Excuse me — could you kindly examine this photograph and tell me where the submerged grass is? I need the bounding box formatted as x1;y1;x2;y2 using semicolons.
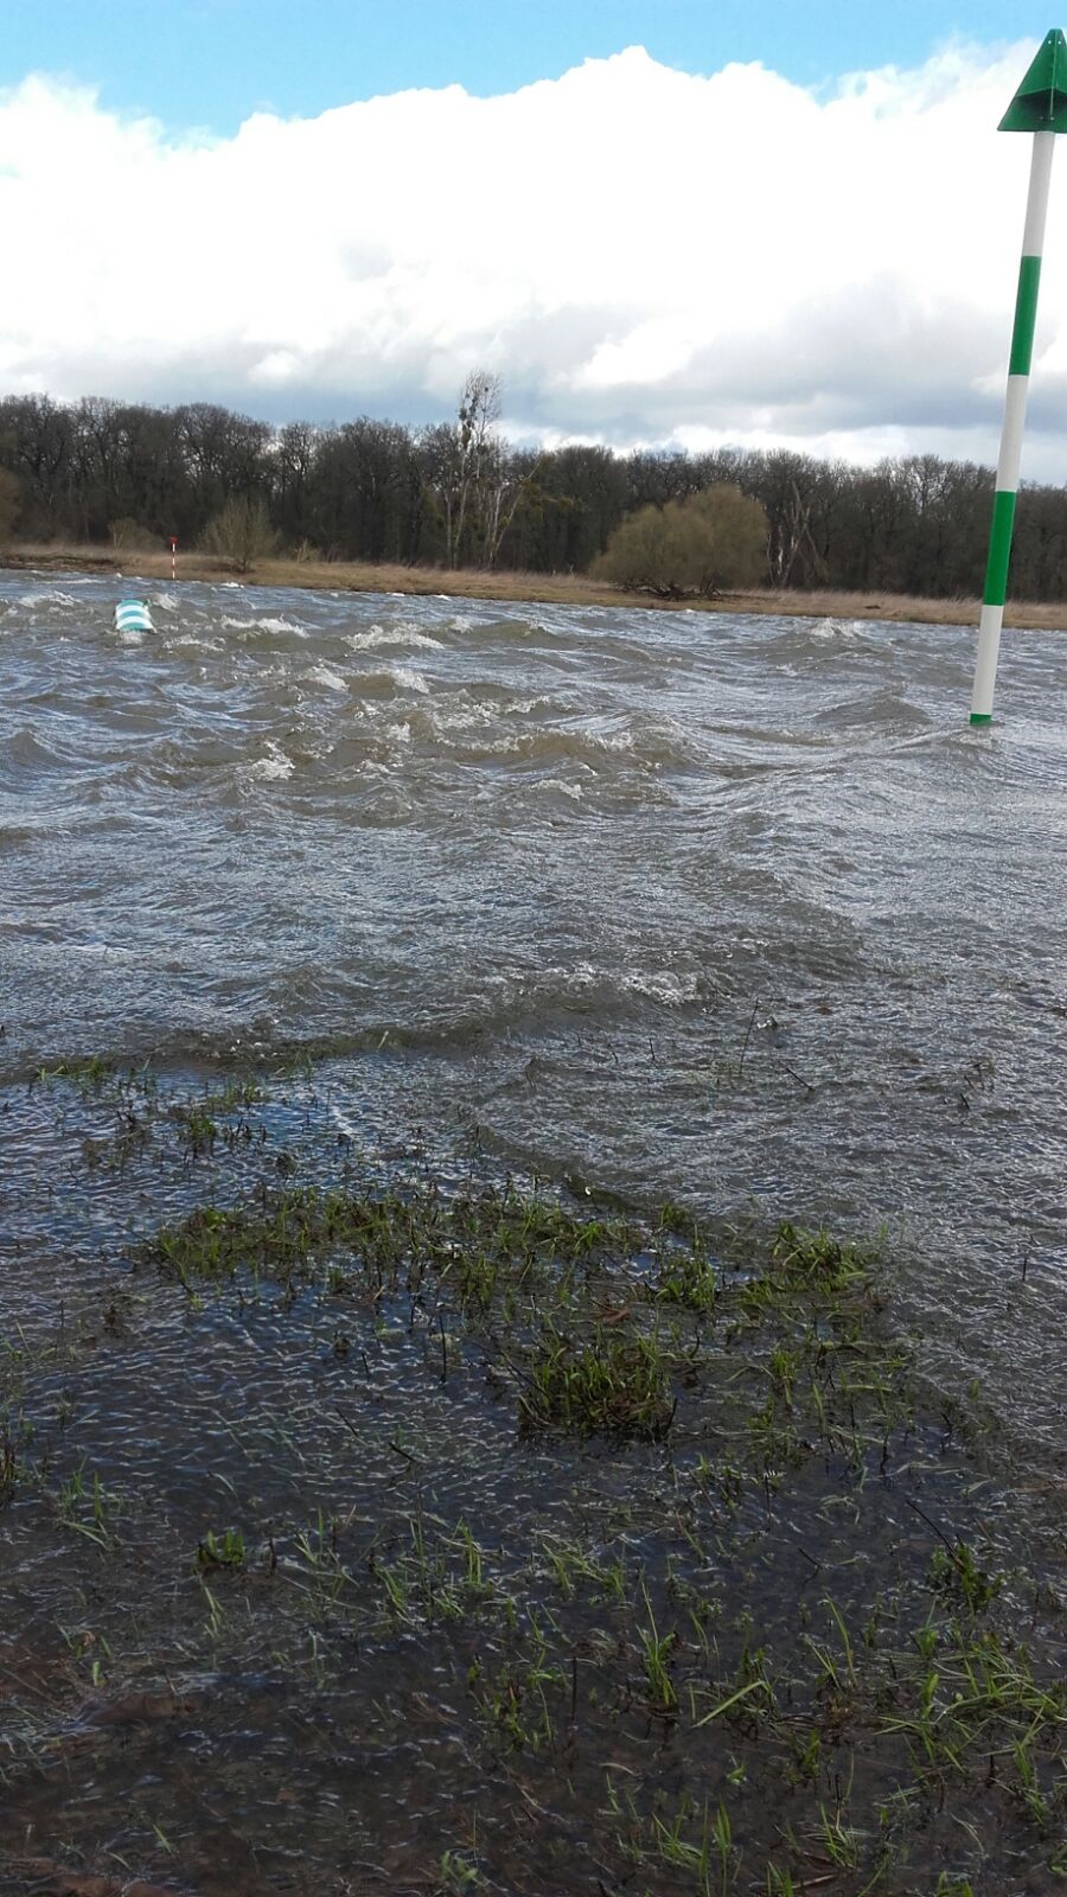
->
136;1177;897;1461
1;1062;1065;1894
519;1325;676;1439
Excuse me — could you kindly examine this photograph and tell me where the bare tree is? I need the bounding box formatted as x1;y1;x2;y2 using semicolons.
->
424;371;521;568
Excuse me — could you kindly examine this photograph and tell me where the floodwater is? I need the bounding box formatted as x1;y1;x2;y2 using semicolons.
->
4;572;1067;1437
3;568;1067;1893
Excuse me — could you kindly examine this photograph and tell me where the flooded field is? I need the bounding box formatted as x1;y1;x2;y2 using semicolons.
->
2;572;1067;1893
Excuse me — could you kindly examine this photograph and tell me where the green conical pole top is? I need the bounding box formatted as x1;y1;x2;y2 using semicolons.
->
999;27;1067;131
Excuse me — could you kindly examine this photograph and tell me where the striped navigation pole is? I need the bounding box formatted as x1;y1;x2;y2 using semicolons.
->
970;29;1067;725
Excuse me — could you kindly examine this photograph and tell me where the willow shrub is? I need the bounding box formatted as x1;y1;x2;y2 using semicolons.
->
592;482;768;597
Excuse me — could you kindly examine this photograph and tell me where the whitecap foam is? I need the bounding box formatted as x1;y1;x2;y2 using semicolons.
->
259;615;307;636
172;635;224;654
345;624;443;652
506;696;559;716
392;665;430;695
542;961;699;1007
425;699;493;733
219;613;307;638
305;664;348;693
242;742;294;781
625;968;701;1005
809;617;866;642
592;727;640;755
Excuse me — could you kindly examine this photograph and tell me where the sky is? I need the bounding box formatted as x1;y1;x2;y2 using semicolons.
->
4;3;1067;477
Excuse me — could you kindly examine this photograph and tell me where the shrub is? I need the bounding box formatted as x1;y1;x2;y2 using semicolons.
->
109;518;164;552
593;483;768;597
201;496;277;572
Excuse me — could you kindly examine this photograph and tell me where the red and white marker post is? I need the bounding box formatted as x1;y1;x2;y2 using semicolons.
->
170;536;178;583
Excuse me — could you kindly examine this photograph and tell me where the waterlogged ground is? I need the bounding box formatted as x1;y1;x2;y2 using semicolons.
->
4;573;1067;1892
3;1066;1067;1896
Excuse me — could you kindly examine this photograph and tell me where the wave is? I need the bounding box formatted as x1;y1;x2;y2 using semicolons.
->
237;742;296;783
815;690;933;732
344;623;445;652
303;663;348;693
809;616;871;641
392;707;696;773
763;619;890;666
390;664;431;695
16;589;80;609
219;613;309;638
3;725;89;772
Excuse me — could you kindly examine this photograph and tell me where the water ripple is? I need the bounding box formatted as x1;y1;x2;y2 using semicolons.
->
4;569;1067;1455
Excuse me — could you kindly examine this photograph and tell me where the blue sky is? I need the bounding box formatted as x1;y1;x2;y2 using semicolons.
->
4;8;1067;476
5;0;1050;134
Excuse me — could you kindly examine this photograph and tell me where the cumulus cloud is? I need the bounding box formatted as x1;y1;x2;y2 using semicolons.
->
2;40;1066;473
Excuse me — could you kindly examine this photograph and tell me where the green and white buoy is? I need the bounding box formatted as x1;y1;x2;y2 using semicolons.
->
970;28;1067;725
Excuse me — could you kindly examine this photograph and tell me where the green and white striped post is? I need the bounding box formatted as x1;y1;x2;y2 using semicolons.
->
970;29;1067;726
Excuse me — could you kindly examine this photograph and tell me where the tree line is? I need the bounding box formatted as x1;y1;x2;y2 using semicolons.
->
3;378;1067;600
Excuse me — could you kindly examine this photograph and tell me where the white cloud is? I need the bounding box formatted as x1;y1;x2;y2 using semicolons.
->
2;40;1066;474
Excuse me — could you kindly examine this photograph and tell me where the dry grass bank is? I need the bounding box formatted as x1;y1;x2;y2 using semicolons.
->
5;539;1067;630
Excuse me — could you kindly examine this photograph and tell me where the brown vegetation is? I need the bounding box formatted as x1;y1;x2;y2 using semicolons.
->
6;538;1067;629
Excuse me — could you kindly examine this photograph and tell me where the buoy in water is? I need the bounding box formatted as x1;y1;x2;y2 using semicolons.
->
114;598;154;634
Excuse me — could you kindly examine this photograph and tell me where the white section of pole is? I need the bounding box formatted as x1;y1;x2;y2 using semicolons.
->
1023;129;1055;253
969;132;1057;724
994;375;1032;493
971;602;1006;722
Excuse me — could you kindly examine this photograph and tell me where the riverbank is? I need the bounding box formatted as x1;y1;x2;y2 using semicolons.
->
5;539;1066;629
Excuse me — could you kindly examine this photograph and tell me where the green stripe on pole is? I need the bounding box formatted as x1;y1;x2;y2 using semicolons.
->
1008;254;1043;373
983;489;1018;606
970;36;1067;724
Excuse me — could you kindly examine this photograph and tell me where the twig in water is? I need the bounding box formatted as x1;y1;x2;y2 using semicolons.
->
902;1493;956;1557
775;1054;816;1096
331;1407;362;1445
387;1438;419;1467
737;999;760;1082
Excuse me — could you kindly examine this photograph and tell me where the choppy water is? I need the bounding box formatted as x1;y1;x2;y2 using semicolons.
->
3;567;1067;1464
